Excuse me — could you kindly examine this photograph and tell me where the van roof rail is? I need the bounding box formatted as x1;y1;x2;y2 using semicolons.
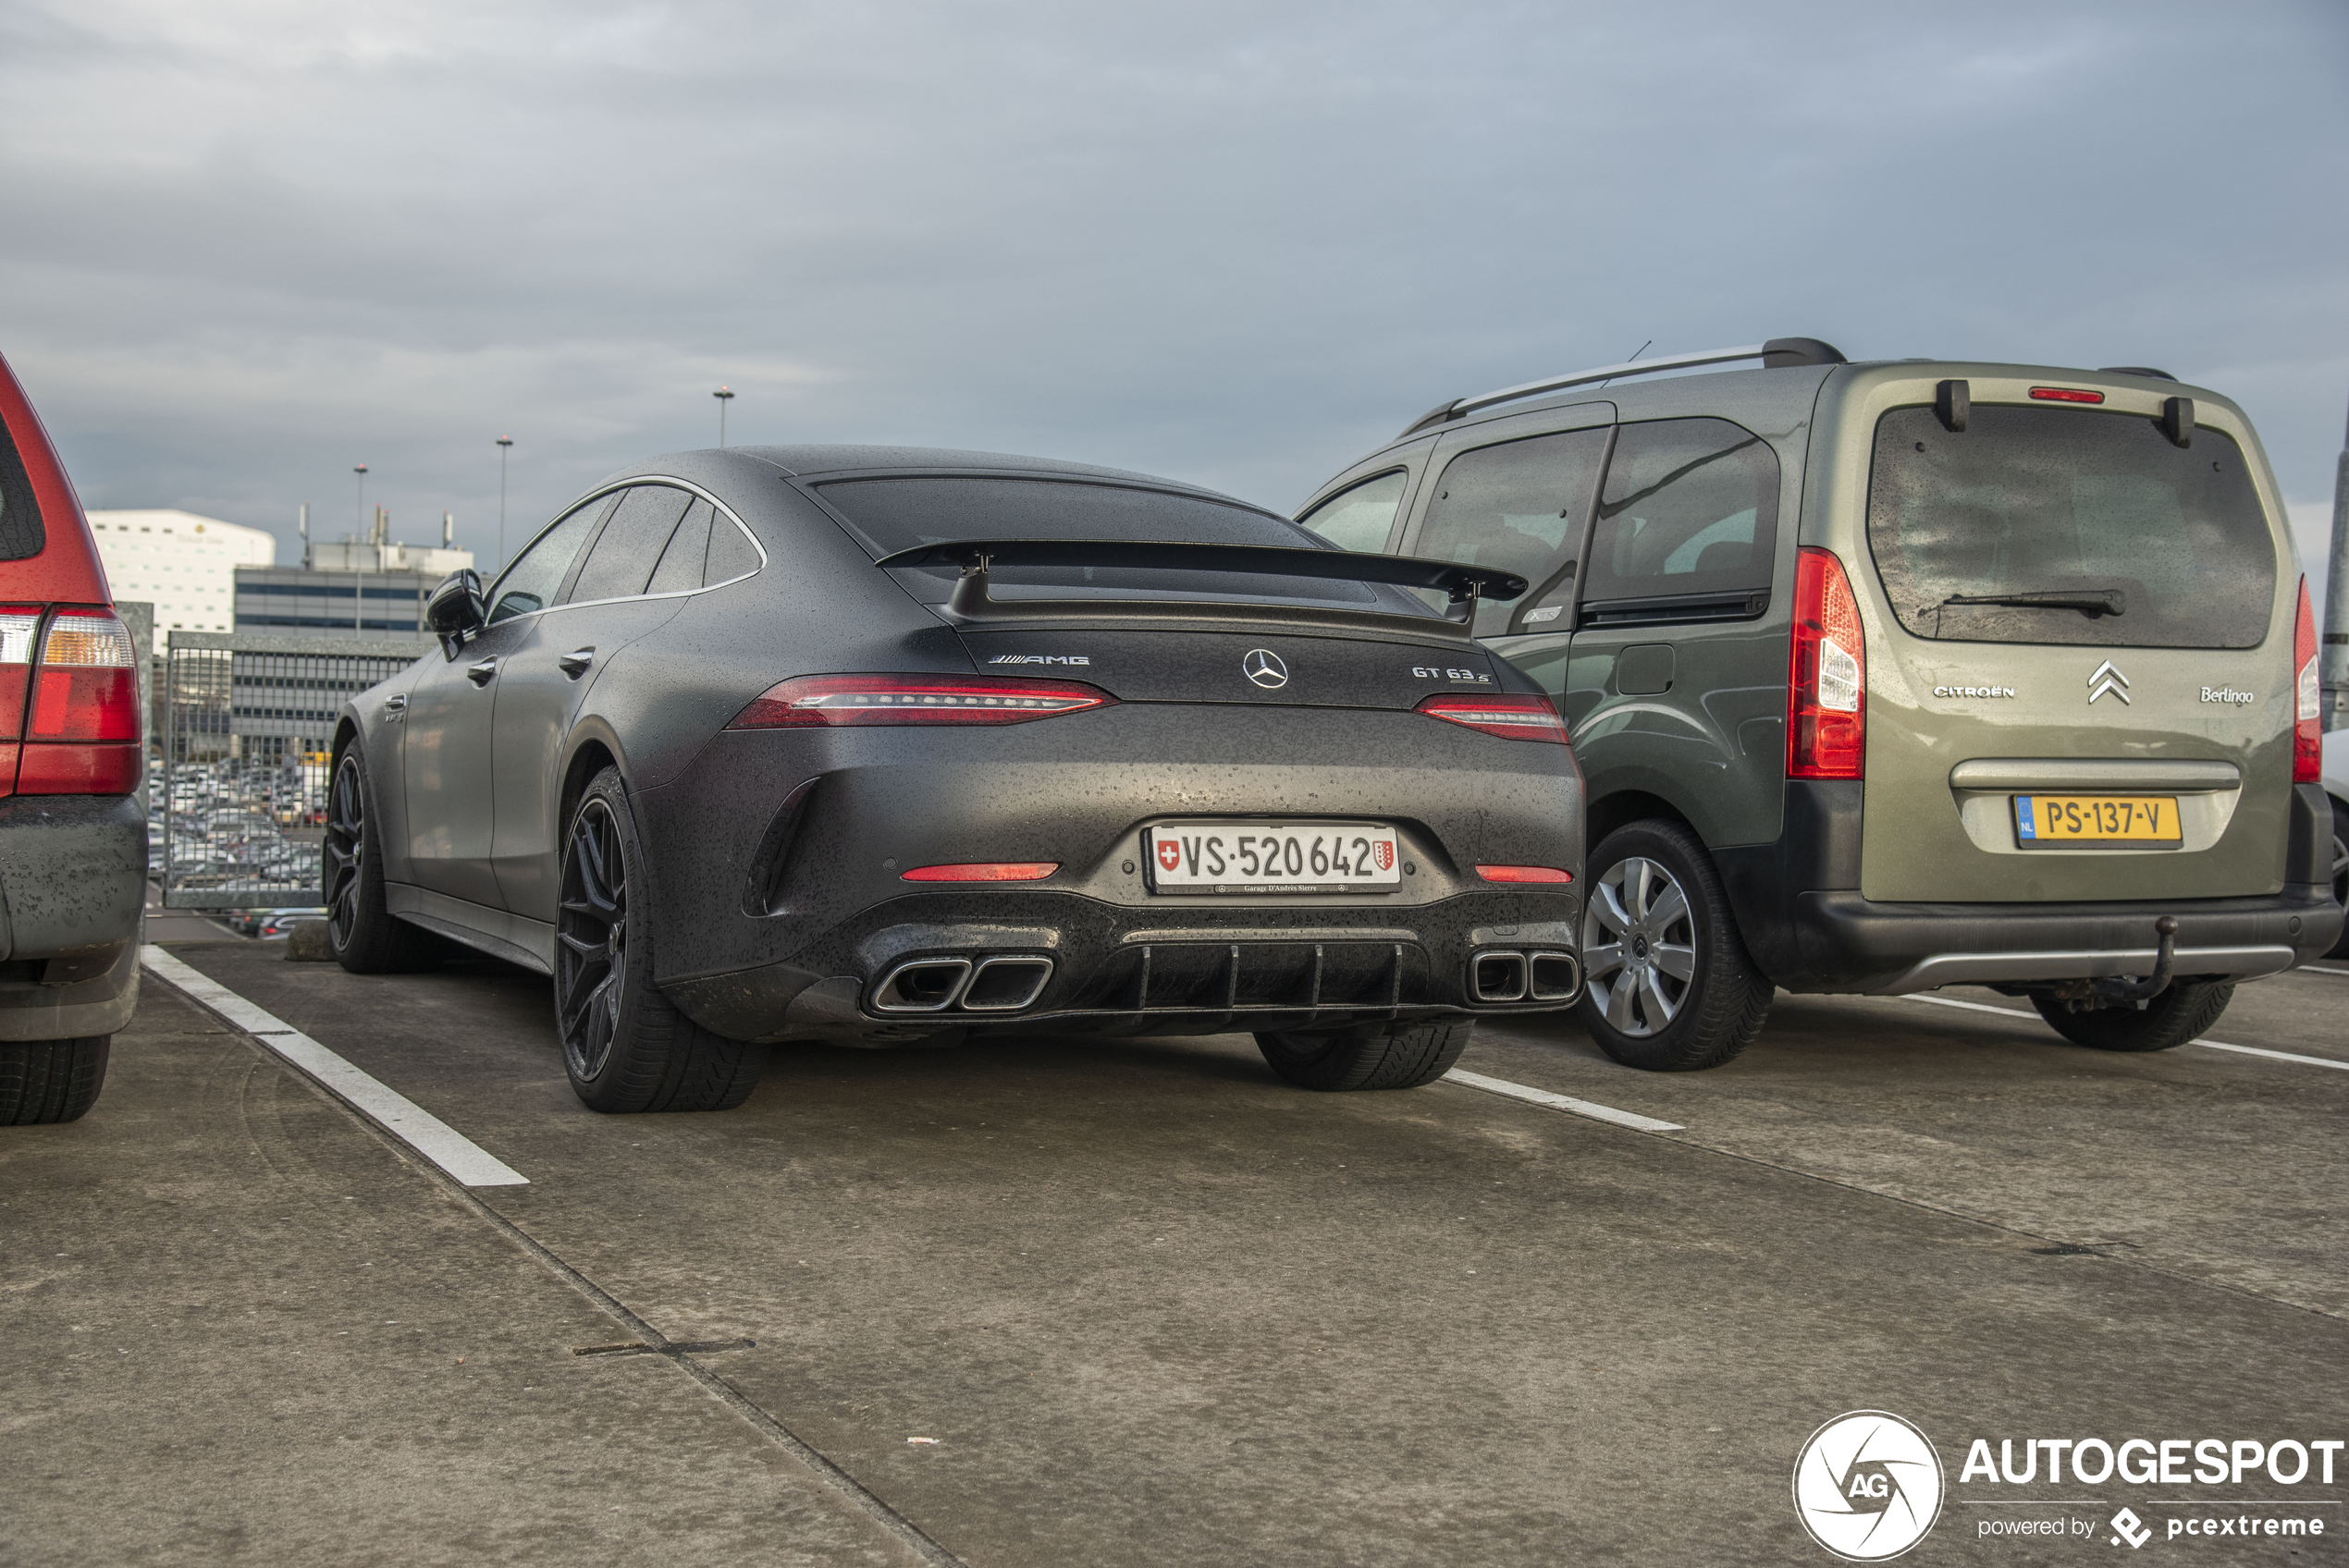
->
1397;337;1848;438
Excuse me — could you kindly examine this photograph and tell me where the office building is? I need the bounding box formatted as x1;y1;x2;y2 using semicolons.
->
86;510;277;643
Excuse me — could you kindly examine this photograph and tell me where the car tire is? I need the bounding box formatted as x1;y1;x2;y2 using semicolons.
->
1254;1018;1474;1091
2325;797;2348;962
1576;819;1771;1072
0;1035;110;1124
325;743;442;974
2030;980;2234;1052
557;767;766;1113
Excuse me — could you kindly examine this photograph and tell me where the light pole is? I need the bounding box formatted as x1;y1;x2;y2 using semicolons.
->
496;435;513;573
352;465;368;634
714;386;734;448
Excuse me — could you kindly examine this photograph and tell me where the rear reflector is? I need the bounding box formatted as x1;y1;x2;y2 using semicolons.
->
729;673;1114;729
1789;546;1865;779
2294;576;2320;784
15;608;141;796
2028;386;2105;404
0;606;38;744
1416;692;1569;744
1476;864;1574;884
900;863;1058;882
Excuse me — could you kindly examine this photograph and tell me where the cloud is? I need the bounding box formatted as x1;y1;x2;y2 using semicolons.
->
2;0;2344;564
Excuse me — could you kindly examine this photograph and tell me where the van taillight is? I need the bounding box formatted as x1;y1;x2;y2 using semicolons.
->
2294;577;2320;784
1789;547;1864;780
16;609;141;795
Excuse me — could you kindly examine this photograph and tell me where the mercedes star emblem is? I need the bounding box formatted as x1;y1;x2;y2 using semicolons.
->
1242;648;1289;689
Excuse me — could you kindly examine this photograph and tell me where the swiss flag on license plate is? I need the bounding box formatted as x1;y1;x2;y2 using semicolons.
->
1156;839;1182;871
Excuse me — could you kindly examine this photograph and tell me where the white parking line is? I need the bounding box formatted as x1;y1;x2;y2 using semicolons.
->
141;946;529;1186
1443;1068;1685;1132
2302;965;2349;978
1898;992;2349;1073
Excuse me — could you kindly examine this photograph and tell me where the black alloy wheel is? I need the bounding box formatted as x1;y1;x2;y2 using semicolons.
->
324;753;366;950
557;795;629;1085
324;743;438;974
553;766;766;1114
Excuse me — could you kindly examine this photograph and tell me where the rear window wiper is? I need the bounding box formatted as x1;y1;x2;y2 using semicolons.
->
1939;589;2126;619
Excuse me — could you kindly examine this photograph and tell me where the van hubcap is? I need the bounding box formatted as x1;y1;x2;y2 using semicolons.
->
1580;855;1698;1038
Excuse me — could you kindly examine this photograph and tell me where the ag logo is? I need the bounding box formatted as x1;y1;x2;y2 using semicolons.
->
1791;1411;1944;1562
1242;649;1289;689
1155;839;1182;872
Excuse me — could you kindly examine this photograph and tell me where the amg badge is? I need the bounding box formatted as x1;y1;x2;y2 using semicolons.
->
988;654;1090;666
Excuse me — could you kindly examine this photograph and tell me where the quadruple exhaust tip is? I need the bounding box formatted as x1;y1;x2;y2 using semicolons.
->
873;954;1054;1015
1470;949;1581;1005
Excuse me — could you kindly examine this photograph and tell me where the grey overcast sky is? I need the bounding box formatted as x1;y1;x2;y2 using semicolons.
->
2;0;2344;582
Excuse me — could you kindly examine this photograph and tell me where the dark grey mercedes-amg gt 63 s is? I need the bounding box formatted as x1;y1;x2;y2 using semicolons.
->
326;446;1585;1112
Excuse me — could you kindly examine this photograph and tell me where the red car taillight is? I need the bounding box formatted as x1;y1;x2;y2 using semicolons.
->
1416;692;1569;744
16;609;141;795
1789;547;1865;780
727;673;1115;729
2294;576;2320;785
0;606;37;796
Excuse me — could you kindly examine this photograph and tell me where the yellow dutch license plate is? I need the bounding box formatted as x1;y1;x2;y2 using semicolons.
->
2012;794;2183;849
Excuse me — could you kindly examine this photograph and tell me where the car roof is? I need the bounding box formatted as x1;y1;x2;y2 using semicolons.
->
0;349;109;605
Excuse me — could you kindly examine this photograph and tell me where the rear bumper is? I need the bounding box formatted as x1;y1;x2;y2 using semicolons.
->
1720;779;2343;993
0;793;147;1039
662;888;1580;1043
1787;887;2336;995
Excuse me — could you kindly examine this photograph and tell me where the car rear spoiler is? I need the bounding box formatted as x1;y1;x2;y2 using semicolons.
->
872;538;1527;641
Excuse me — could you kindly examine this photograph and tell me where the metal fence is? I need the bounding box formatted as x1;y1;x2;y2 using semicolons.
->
159;631;425;910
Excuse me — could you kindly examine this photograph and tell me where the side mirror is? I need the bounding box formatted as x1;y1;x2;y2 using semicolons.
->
425;569;486;655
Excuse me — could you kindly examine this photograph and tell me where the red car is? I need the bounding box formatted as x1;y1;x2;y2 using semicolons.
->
0;349;144;1123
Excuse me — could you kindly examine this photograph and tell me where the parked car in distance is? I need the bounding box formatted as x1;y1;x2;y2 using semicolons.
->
253;907;326;939
1297;339;2342;1069
329;446;1584;1112
0;349;146;1123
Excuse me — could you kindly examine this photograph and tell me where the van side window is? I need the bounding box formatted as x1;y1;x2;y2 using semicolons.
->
1583;419;1778;611
1298;470;1408;553
487;498;609;625
566;485;695;604
1415;427;1609;624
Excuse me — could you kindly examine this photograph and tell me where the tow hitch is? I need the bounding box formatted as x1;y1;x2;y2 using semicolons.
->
2084;915;2179;1009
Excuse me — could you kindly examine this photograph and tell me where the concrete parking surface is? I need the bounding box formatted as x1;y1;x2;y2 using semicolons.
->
5;937;2345;1565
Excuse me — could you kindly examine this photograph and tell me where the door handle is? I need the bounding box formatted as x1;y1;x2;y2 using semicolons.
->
467;657;499;686
559;647;596;680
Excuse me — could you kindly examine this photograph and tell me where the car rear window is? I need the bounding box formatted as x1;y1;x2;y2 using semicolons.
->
0;423;41;562
817;476;1384;606
1866;405;2276;649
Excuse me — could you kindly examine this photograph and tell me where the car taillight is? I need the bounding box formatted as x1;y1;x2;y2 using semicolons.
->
1416;692;1569;744
727;674;1116;729
2294;576;2320;784
1789;546;1865;780
0;606;37;796
16;609;141;795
